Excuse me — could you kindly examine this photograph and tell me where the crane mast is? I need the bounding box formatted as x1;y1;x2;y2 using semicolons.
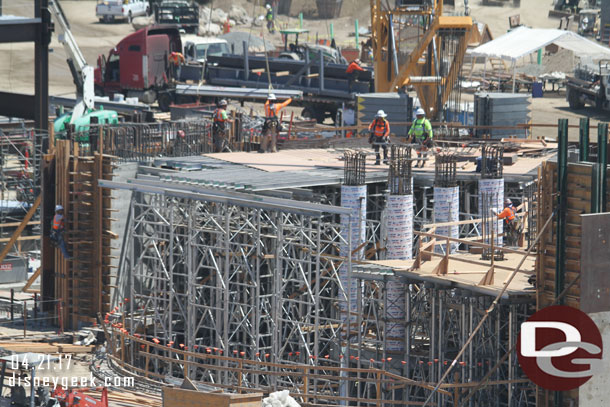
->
49;0;94;123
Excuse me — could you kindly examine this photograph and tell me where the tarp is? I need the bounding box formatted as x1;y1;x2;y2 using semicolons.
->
468;26;610;62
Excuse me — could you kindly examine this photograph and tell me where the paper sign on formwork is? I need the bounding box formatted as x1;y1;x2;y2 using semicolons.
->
385;194;413;352
434;187;459;254
339;185;367;326
478;178;504;246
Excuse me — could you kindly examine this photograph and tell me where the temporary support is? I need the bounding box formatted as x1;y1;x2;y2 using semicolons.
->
598;123;608;213
0;195;41;264
579;117;589;162
555;119;568;305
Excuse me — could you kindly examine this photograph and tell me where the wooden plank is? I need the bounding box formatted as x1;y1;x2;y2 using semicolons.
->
22;267;41;293
0;221;40;228
0;195;41;264
0;235;40;243
162;387;263;407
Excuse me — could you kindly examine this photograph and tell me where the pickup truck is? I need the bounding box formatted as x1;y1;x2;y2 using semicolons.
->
96;0;150;23
154;0;199;34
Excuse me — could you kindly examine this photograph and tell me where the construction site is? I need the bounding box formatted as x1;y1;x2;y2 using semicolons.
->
0;0;609;406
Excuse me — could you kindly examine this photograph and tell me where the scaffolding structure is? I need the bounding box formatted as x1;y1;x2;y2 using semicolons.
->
103;172;537;406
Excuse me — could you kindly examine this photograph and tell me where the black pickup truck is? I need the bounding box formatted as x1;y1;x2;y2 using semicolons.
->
153;0;199;34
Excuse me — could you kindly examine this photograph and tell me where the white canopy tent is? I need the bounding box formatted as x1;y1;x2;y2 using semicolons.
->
468;26;610;92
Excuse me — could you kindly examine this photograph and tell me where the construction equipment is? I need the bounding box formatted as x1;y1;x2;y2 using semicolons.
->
52;386;108;407
49;0;119;135
370;0;473;119
566;59;610;112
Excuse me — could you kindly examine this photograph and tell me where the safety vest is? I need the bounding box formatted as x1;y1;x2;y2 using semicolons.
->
52;214;64;230
265;103;277;118
410;118;432;139
214;108;227;122
506;206;516;221
266;10;273;21
371;119;388;138
168;52;185;65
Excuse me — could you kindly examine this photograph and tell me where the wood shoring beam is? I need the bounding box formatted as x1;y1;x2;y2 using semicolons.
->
0;195;41;264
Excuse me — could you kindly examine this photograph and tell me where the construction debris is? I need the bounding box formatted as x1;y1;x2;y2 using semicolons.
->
262;391;300;407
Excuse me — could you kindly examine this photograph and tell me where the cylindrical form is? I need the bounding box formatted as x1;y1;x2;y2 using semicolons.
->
385;194;413;352
478;178;504;246
339;185;367;326
434;186;459;254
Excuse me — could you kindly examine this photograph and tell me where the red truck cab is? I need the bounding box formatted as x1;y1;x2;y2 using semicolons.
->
94;26;182;105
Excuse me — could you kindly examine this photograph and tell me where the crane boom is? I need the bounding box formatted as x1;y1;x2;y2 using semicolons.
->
49;0;94;123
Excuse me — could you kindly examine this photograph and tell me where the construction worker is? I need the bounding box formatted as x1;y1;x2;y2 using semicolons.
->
50;205;71;259
494;198;519;246
260;94;292;153
346;59;365;92
368;110;390;165
408;108;433;168
168;51;185;80
212;99;232;152
265;4;275;34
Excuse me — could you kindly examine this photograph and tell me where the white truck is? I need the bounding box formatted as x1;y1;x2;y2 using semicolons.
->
96;0;150;23
182;35;230;64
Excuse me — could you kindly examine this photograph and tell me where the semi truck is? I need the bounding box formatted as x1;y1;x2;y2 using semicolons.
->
94;26;374;120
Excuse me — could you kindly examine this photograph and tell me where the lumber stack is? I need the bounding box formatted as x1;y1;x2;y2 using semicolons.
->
50;140;117;328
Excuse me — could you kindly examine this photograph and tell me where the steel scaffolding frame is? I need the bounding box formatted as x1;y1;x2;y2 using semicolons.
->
121;185;355;401
351;270;535;407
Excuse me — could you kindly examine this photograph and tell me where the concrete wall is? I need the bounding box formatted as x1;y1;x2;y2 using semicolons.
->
109;162;138;308
579;310;610;406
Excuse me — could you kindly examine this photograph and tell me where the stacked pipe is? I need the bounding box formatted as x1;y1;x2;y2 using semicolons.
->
433;153;459;254
385;146;413;352
479;143;504;257
340;152;367;328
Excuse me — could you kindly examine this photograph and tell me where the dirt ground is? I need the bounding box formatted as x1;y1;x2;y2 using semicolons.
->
0;0;604;140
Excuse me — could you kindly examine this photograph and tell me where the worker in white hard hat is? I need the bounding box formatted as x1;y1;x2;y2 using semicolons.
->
50;204;71;259
368;110;391;165
493;198;521;246
260;94;292;153
265;4;275;34
213;99;232;152
408;107;433;168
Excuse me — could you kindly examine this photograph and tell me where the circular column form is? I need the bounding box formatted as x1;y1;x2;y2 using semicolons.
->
385;194;413;352
478;178;504;246
433;186;459;254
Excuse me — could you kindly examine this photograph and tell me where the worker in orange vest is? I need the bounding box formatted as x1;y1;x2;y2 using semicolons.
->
346;59;365;92
168;52;185;80
494;198;519;246
50;205;72;259
259;94;292;153
368;110;390;165
213;99;232;152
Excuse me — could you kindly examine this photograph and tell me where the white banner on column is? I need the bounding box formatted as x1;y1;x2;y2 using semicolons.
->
385;194;413;352
478;178;504;246
434;186;459;254
339;185;367;327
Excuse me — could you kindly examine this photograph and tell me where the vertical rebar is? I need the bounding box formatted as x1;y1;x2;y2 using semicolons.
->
434;153;457;188
481;143;503;179
388;147;412;195
344;152;367;186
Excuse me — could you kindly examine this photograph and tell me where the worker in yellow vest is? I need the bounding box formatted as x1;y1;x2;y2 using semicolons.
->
408;108;433;168
213;99;232;152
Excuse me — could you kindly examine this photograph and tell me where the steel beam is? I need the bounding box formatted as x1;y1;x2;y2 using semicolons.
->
0;92;36;120
555;118;568;305
0;18;40;43
579;117;589;162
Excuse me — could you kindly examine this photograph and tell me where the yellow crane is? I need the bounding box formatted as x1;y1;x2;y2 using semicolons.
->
370;0;473;119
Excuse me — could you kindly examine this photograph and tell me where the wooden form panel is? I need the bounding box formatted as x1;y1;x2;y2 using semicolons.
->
162;388;262;407
52;140;116;328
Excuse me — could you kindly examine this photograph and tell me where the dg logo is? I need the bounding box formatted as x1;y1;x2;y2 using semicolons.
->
517;305;603;391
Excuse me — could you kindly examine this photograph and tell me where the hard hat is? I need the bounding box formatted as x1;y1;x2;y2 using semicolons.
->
268;93;277;101
219;99;228;107
55;205;63;211
266;4;271;9
415;108;425;116
354;58;361;64
505;198;512;206
375;109;387;118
